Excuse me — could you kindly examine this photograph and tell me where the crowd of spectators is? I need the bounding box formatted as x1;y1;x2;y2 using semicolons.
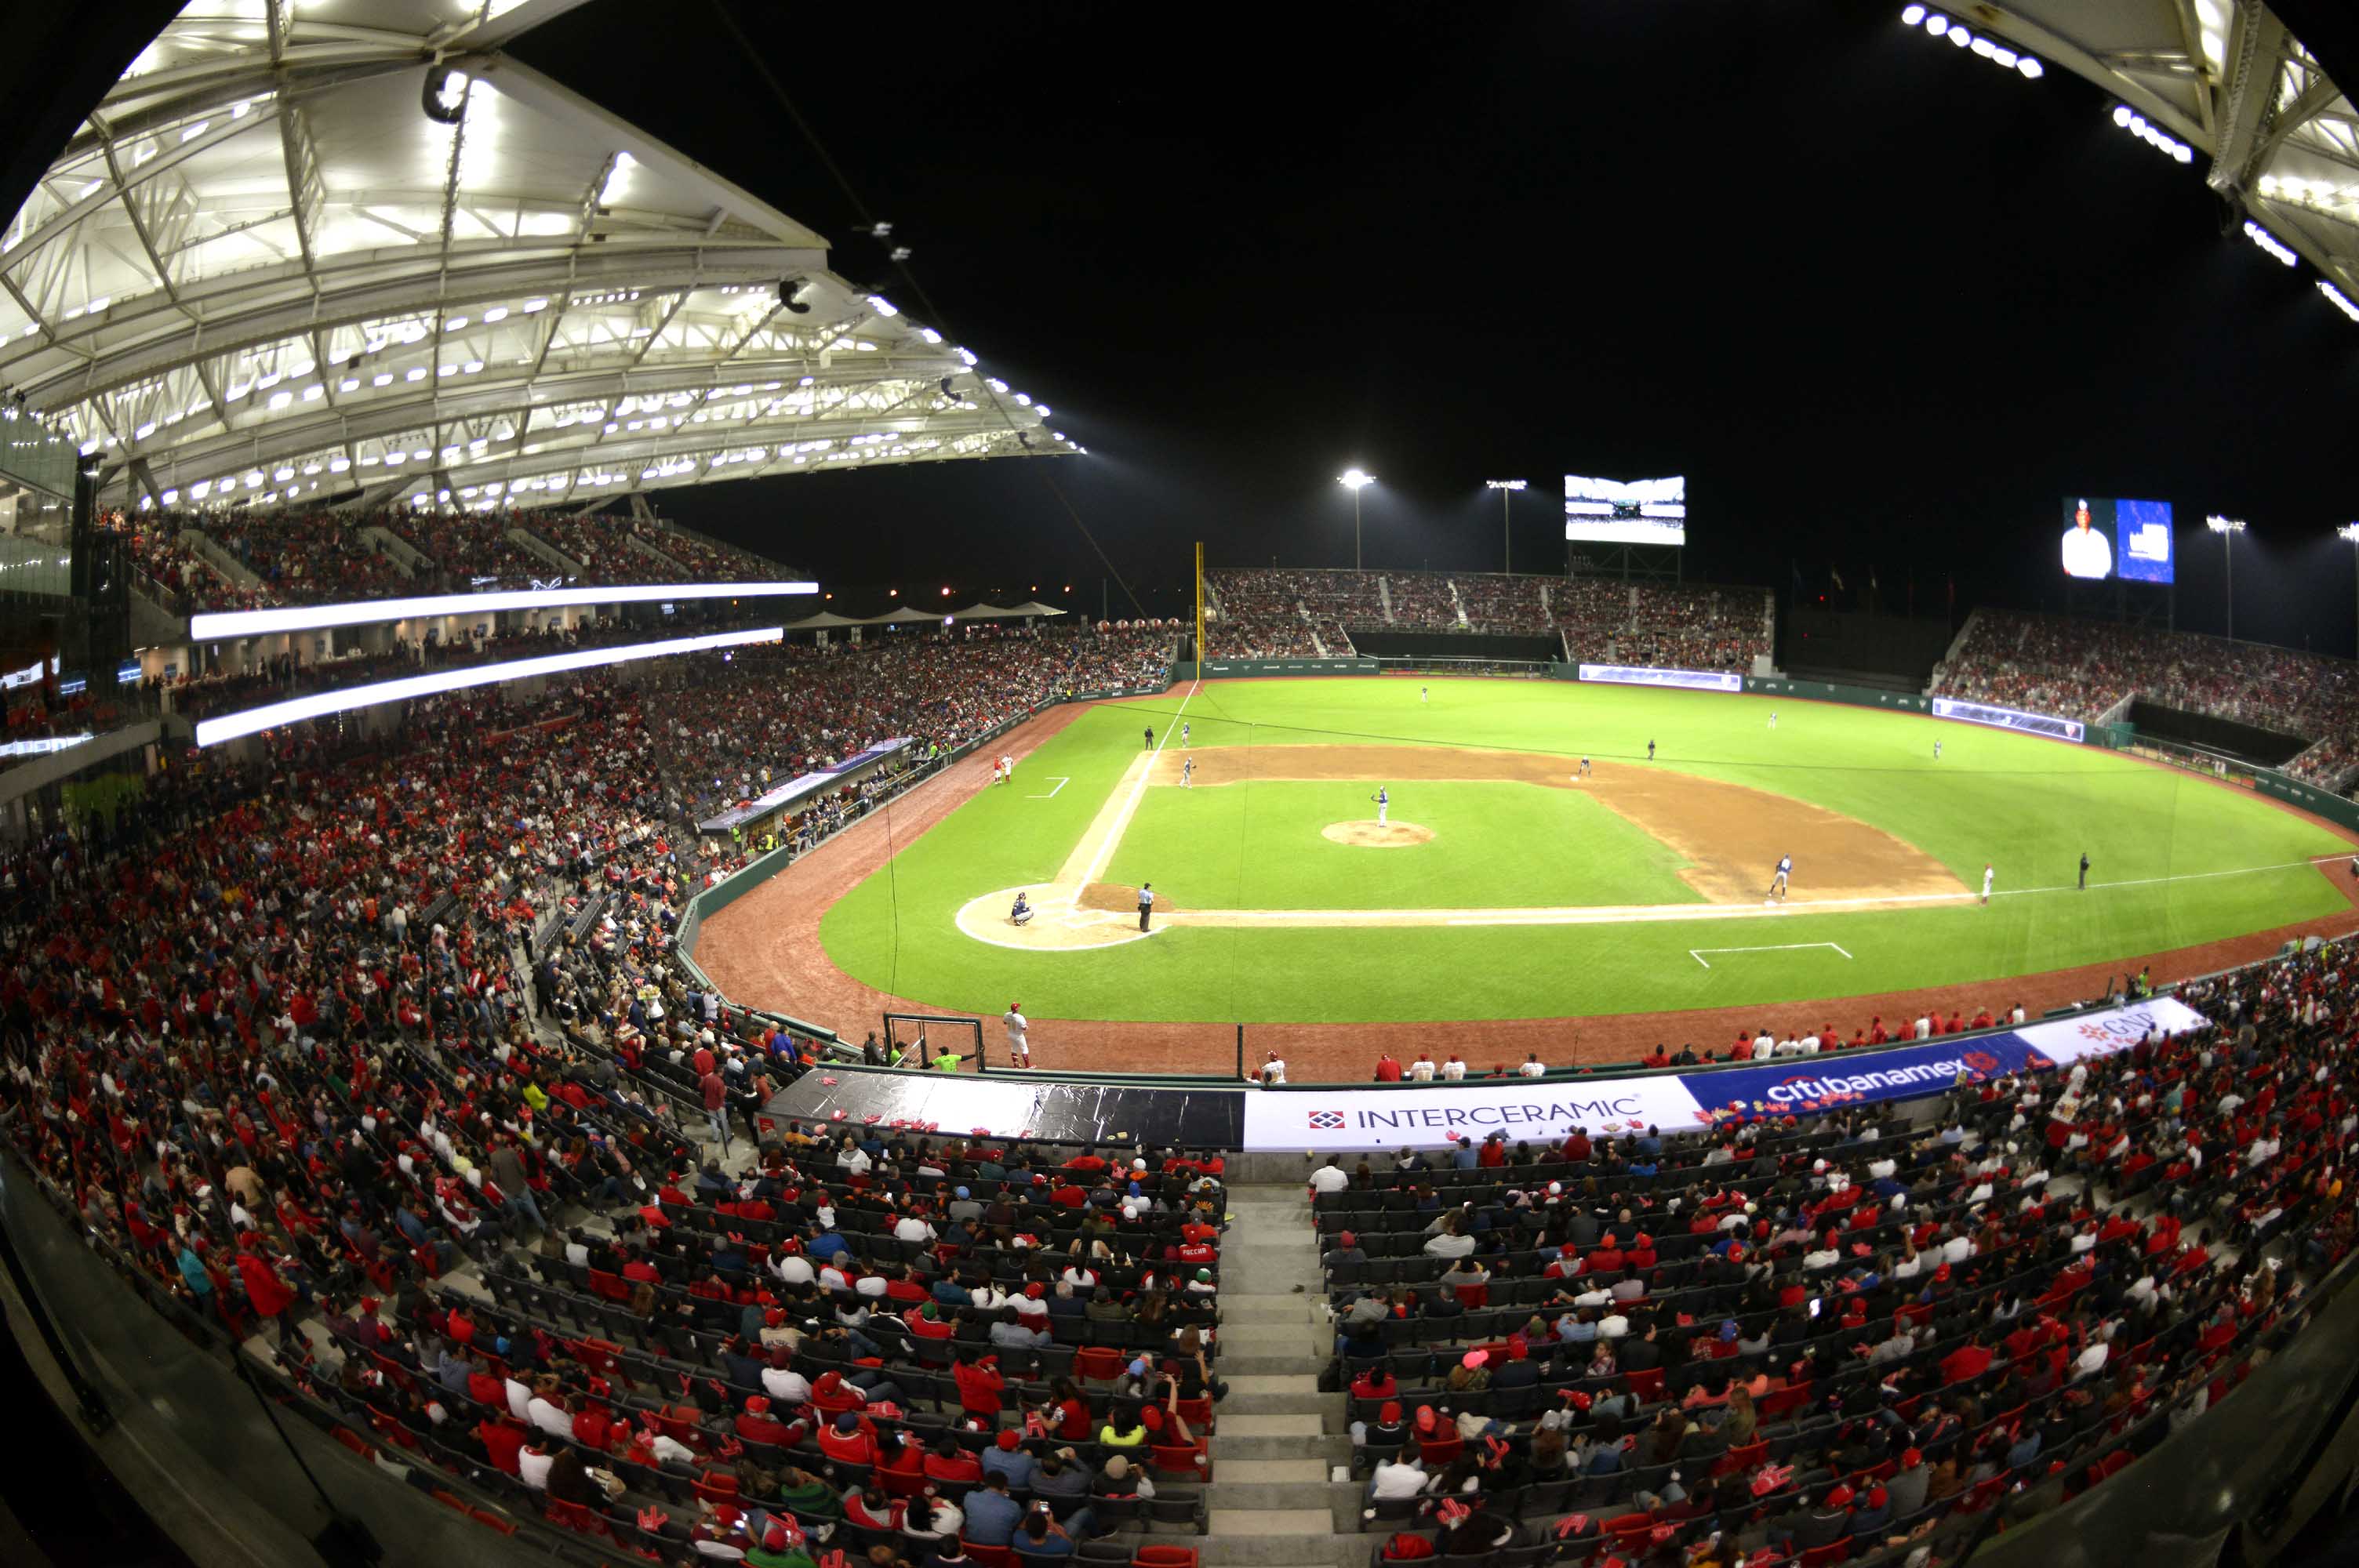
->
212;511;414;603
1933;611;2359;790
1383;573;1459;630
1322;939;2359;1567
106;503;792;614
0;690;1224;1560
1209;568;1769;672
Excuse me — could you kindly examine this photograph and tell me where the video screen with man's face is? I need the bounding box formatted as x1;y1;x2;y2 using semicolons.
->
2059;497;2174;584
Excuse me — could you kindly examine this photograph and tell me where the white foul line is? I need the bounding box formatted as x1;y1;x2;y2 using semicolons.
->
1027;775;1070;799
1079;684;1198;887
1692;941;1854;969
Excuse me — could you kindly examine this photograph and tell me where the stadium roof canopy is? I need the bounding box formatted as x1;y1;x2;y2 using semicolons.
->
1959;2;2359;305
0;0;1078;515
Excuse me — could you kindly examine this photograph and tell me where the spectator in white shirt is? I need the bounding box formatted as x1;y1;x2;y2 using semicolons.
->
518;1439;555;1490
1308;1160;1350;1196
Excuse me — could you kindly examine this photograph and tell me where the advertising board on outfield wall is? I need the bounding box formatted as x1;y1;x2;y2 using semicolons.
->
1199;658;1375;677
1241;995;2208;1150
1928;696;2085;743
1578;664;1743;692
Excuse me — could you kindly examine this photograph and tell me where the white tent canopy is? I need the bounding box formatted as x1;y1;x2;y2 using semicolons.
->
1003;601;1069;619
0;1;1080;514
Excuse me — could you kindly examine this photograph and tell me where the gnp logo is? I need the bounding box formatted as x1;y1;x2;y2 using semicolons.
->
1307;1110;1347;1131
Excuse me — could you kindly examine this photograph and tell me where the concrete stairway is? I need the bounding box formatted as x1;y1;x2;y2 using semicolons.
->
1201;1183;1361;1568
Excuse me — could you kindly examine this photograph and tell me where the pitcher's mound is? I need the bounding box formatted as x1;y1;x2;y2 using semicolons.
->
1323;820;1434;848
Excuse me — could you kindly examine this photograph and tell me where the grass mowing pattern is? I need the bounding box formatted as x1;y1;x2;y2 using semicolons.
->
816;679;2350;1024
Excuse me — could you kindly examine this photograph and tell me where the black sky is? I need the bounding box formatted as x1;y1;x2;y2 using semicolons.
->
514;2;2359;644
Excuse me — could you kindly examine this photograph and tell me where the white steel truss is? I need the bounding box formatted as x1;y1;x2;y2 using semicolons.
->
0;1;1077;514
1958;2;2359;301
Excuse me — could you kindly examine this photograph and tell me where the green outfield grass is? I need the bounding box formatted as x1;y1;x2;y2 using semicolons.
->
814;677;2354;1023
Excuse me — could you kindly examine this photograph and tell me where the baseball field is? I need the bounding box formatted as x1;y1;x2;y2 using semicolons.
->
805;677;2357;1026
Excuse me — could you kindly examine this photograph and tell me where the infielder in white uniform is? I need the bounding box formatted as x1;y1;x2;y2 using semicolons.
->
1982;863;1994;906
1001;1003;1031;1069
1420;686;1428;704
1768;853;1793;902
1372;786;1390;825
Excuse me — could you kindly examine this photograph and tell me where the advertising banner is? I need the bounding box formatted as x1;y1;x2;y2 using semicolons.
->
1241;995;2212;1149
1929;696;2085;743
2009;994;2208;1065
1578;664;1743;693
1243;1075;1712;1152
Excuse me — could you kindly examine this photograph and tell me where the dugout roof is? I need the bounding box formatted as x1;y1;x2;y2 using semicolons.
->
1965;2;2359;303
0;1;1078;515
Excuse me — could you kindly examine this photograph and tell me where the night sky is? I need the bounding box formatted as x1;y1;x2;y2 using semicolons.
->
534;5;2338;644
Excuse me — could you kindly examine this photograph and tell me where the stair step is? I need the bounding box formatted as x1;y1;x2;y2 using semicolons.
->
1226;1374;1319;1396
1194;1539;1362;1568
1224;1437;1351;1467
1207;1481;1335;1510
1217;1459;1328;1484
1217;1353;1325;1377
1214;1413;1325;1439
1220;1296;1325;1325
1209;1508;1333;1536
1219;1390;1330;1416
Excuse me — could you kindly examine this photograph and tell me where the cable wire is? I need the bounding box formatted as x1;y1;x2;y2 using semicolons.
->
707;0;1147;620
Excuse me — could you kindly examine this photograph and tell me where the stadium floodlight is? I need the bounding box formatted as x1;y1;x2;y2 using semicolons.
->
194;626;786;749
2242;221;2299;267
2342;525;2359;658
189;579;818;641
2208;517;2245;639
2321;281;2359;323
1338;469;1376;571
1486;480;1527;573
1925;11;1947;34
1901;3;1925;23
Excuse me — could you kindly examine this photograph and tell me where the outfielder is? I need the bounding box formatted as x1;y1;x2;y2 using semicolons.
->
998;752;1014;783
1982;862;1994;906
1768;711;1778;730
1767;853;1793;902
1933;740;1943;761
1181;755;1195;788
1420;686;1428;705
1372;786;1390;826
1181;721;1190;746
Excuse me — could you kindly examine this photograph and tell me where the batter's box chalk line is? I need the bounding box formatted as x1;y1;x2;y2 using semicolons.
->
1690;941;1853;970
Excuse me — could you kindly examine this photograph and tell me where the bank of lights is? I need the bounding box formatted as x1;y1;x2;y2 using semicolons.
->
1899;7;2044;78
2243;221;2298;267
2111;104;2193;165
2205;516;2246;535
2322;281;2359;324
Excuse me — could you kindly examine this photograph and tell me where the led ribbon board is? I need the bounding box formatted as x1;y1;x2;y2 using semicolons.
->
1929;697;2085;743
192;626;784;746
188;580;817;641
1578;664;1743;693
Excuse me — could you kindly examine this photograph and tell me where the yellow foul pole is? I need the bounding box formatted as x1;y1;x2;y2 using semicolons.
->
1194;540;1206;684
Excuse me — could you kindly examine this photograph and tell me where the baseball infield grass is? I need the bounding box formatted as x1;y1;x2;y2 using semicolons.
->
815;677;2352;1024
